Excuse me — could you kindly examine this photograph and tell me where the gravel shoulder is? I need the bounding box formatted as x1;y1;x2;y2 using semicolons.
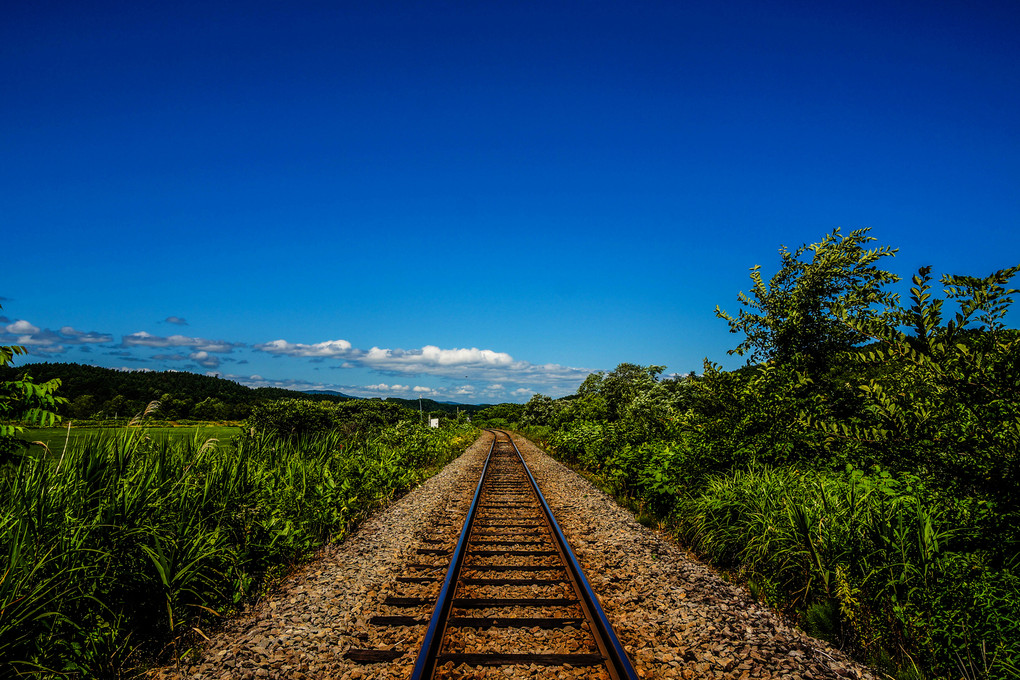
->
150;432;879;680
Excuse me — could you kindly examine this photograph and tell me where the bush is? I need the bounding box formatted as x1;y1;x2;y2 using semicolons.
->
244;399;339;438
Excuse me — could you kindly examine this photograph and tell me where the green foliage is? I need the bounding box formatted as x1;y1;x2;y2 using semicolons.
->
473;402;525;427
0;413;476;676
716;227;900;374
245;399;342;438
244;399;420;439
335;399;411;431
0;362;358;422
0;362;495;424
678;467;1019;678
1;321;67;462
822;265;1020;508
533;231;1020;679
520;393;563;427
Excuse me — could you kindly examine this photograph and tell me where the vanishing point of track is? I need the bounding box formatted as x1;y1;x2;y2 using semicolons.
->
345;430;639;679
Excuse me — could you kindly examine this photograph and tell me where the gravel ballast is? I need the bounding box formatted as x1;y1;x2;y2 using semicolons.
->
150;432;878;680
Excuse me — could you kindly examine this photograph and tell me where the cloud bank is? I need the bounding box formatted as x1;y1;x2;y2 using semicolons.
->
1;319;114;353
1;310;588;401
251;337;590;395
255;339;353;357
121;332;243;354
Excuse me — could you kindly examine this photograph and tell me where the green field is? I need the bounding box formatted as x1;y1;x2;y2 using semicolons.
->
20;424;242;456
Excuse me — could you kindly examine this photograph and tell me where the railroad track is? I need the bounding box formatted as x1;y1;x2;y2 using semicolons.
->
345;430;638;678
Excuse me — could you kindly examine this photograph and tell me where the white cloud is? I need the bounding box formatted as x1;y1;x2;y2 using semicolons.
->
251;336;591;396
254;338;353;357
361;383;413;392
165;316;188;325
121;331;162;346
355;345;589;389
190;351;220;368
12;334;46;346
122;332;241;353
6;320;39;334
59;326;114;343
193;340;237;352
1;321;114;353
30;345;66;354
362;345;513;372
231;374;330;391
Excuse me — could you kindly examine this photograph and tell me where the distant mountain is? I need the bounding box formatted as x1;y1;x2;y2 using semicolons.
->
301;390;492;412
380;396;491;414
302;390;359;399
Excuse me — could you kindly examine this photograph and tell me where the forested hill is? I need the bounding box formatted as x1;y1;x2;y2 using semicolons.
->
0;362;492;421
0;362;355;420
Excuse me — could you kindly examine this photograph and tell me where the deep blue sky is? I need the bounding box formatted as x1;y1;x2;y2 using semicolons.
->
3;1;1018;403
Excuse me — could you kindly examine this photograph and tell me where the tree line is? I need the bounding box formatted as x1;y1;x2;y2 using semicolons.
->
0;361;491;423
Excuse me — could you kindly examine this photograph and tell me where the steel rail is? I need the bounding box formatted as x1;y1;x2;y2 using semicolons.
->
507;433;639;680
409;430;639;680
408;430;497;679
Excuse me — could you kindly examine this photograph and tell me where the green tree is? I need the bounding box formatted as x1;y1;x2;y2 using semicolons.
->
474;403;525;426
601;363;665;421
191;396;228;421
576;363;665;423
100;394;129;420
245;399;338;437
716;228;900;374
823;264;1020;503
521;393;562;427
67;394;97;420
335;400;409;431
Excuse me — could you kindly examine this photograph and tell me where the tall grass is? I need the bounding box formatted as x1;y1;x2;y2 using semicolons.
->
674;466;1020;678
537;428;1020;679
0;421;476;678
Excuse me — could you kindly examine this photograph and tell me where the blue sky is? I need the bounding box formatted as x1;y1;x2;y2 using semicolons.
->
2;1;1018;403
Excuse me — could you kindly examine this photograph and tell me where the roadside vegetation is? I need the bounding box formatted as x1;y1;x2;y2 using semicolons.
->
497;229;1019;680
0;337;477;678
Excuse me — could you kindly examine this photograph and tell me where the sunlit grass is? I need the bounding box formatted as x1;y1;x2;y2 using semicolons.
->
0;421;476;678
